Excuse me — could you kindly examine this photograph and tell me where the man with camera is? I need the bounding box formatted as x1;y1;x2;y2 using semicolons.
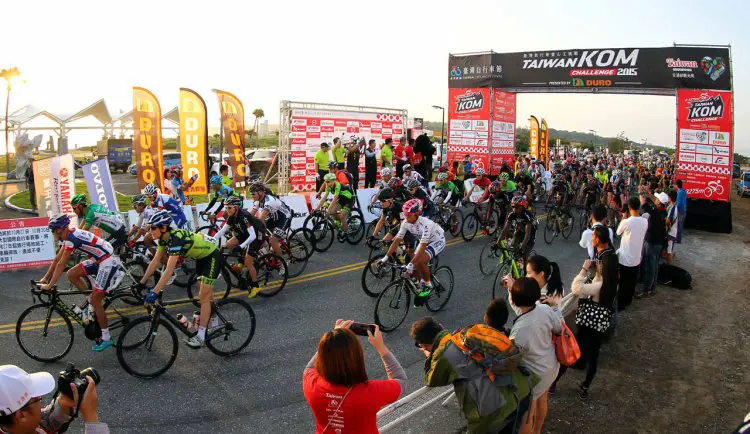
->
0;365;109;434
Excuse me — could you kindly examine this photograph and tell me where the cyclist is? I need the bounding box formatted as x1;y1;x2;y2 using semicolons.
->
368;187;406;247
582;176;601;212
595;164;609;186
41;214;123;352
370;167;393;208
379;198;445;305
515;169;533;200
138;210;222;349
403;164;428;192
404;178;436;218
250;182;293;257
499;195;537;266
551;174;575;224
70;194;127;250
126;194;156;247
144;183;189;229
463;167;490;202
431;172;460;207
202;175;235;218
313;173;354;234
212;195;267;298
327;161;351;186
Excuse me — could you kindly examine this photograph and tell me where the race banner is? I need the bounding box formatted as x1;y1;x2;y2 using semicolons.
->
447;88;491;172
82;158;118;212
449;46;731;91
214;89;247;189
529;116;540;160
33;155;75;222
540;119;549;167
490;89;516;173
179;88;209;195
0;217;56;271
133;87;165;191
674;89;733;201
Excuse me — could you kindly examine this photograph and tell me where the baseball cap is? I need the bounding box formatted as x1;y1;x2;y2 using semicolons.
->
0;365;55;416
656;192;669;204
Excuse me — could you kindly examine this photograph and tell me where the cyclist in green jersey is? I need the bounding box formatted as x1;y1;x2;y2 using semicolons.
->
137;210;222;349
430;172;460;207
70;194;127;249
314;173;354;233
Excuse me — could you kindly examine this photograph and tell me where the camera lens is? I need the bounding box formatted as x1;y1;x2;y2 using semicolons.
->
79;367;101;385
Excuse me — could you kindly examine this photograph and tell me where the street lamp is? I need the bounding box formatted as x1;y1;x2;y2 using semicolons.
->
588;129;597;148
431;105;445;164
1;67;21;176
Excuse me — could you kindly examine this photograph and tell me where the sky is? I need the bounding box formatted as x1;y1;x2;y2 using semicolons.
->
0;0;747;154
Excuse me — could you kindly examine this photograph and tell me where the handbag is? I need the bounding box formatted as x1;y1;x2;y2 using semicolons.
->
322;386;353;433
552;320;580;366
575;298;612;334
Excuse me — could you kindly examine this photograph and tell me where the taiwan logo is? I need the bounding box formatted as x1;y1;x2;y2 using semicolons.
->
699;56;726;81
455;91;484;114
450;66;462;77
686;94;724;121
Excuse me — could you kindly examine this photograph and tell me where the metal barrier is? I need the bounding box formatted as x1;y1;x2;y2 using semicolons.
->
376;385;455;432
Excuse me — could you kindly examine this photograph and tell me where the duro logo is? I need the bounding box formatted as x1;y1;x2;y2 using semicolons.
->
455;91;484;113
686;95;724;121
571;79;612;87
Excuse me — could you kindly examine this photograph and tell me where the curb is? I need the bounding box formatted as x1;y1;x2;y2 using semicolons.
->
3;193;37;215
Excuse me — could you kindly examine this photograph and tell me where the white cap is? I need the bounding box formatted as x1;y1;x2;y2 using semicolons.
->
0;365;55;416
656;192;669;204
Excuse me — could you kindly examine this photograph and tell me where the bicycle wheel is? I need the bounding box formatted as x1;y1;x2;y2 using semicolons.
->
304;214;325;240
361;256;396;298
491;268;504;300
205;298;256;356
172;258;195;288
116;315;178;379
543;213;557;244
256;254;289;298
15;304;74;363
561;213;574;239
485;208;501;236
579;209;589;235
478;238;501;276
374;280;411;333
311;220;334;252
462;212;479;242
450;208;464;238
104;293;145;346
426;266;454;312
365;220;382;246
282;236;309;278
345;214;365;245
290;228;316;259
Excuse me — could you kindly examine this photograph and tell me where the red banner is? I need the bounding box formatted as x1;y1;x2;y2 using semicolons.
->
674;89;733;201
447;88;491;172
490;90;516;174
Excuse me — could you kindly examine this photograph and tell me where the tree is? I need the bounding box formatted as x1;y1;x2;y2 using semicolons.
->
251;108;265;147
515;127;530;153
734;153;748;165
608;137;625;154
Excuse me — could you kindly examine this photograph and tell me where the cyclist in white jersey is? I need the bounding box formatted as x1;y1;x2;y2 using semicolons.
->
380;198;445;304
249;182;291;257
127;194;156;246
40;215;124;352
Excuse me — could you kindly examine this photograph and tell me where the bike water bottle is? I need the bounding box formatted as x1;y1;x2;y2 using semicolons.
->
72;304;84;320
191;311;200;330
231;262;244;274
210;315;219;329
176;313;189;329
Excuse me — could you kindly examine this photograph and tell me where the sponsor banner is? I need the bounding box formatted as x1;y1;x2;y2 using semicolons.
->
82;158;118;212
490;89;516;172
33;155;76;222
449;46;731;91
0;217;57;271
540;119;549;167
214;89;247;189
179;88;209;195
133;87;165;191
448;88;491;171
529;116;539;160
674;89;733;201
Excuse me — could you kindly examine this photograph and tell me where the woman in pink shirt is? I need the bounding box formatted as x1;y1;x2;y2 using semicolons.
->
303;320;407;433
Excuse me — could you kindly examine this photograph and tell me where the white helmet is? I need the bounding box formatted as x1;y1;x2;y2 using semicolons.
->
380;167;392;177
143;183;158;196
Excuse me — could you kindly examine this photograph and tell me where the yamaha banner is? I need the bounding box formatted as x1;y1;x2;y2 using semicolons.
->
214;89;247;189
32;154;76;221
82;158;119;212
449;46;731;91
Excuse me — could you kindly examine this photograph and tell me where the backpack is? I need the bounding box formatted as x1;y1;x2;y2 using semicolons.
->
450;324;523;382
658;264;692;289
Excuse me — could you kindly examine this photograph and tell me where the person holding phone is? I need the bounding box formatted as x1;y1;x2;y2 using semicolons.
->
303;319;406;433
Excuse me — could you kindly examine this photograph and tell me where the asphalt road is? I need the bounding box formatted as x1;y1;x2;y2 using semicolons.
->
0;212;590;434
111;173;140;196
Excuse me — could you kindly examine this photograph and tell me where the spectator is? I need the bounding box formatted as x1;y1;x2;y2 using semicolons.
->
451;160;465;196
346;140;362;190
665;190;680;264
364;140;378;188
219;164;232;187
484;298;510;332
636;192;667;298
675;179;687;243
413;134;433;180
463;155;475;179
332;137;346;170
616;196;648;310
579;205;613;260
25;158;36;212
169;166;197;204
314;143;330;191
393;137;413;178
507;277;563;434
303;320;406;434
563;226;618;399
0;365;109;433
410;317;536;434
380;138;393;169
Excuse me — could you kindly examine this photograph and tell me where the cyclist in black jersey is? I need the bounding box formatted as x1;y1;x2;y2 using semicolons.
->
582;176;601;210
404;178;436;218
213;195;267;297
499;195;537;265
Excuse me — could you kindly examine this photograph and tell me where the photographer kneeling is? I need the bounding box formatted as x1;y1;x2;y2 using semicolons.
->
0;365;108;434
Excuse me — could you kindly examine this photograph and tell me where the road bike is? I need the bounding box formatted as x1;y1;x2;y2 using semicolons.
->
116;295;256;379
15;280;145;362
490;243;529;299
544;203;574;244
430;202;463;238
461;200;502;242
304;202;365;252
374;262;454;332
578;204;592;236
361;246;438;298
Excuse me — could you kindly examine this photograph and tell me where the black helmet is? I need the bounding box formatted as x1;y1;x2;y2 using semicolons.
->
378;187;394;201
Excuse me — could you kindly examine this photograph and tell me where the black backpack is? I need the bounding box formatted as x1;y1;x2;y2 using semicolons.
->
657;264;692;290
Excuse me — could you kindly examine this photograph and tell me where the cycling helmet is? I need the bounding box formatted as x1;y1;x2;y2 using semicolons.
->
387;177;403;189
143;183;158;196
132;194;148;206
70;194;87;206
402;199;423;218
48;214;71;230
380;167;392;178
405;178;420;190
476;168;486;176
436;172;449;182
210;175;223;185
511;195;528;208
323;173;336;182
589;177;598;185
498;172;509;182
378;187;394;201
403;164;412;172
169;165;179;173
225;195;243;207
148;209;173;227
327;161;338;169
249;182;266;193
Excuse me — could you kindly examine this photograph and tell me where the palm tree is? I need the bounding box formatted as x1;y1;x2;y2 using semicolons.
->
252;108;265;147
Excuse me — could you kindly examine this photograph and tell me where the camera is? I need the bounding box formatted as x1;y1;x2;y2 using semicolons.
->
57;363;100;399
